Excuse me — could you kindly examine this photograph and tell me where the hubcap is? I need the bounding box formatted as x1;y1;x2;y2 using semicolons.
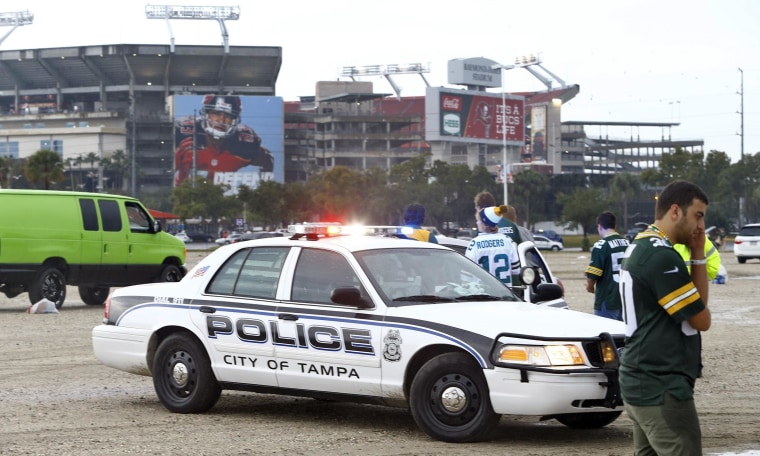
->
440;386;467;413
171;362;189;387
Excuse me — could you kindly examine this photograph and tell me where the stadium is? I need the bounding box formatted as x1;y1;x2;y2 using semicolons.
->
0;12;703;199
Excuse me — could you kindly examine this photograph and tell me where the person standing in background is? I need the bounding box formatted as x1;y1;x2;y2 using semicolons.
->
466;206;520;286
585;211;629;321
400;203;438;243
473;191;523;244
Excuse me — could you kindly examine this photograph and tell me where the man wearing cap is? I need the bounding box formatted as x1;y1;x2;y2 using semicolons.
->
465;205;520;286
400;203;438;243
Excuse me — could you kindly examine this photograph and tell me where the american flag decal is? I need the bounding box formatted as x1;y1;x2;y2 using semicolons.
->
192;265;210;278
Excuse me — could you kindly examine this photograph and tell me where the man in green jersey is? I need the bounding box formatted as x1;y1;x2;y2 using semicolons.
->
585;211;629;320
619;180;711;455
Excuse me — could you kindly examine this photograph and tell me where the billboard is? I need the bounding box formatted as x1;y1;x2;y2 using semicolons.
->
425;87;524;146
172;95;283;195
530;105;547;161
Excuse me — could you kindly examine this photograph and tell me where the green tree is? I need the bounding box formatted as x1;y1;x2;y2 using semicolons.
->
510;169;550;228
24;149;64;190
558;187;609;251
171;177;235;226
610;173;641;231
238;180;288;228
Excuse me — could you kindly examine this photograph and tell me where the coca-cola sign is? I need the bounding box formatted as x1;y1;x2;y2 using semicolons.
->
442;96;462;111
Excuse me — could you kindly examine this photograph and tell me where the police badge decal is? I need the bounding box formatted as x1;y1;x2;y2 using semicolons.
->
383;330;402;362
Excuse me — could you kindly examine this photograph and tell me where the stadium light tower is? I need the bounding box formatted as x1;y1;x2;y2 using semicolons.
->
0;10;34;47
340;63;431;100
145;4;240;53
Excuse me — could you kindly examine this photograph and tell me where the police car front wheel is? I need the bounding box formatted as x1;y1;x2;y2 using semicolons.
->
152;333;221;413
409;352;500;443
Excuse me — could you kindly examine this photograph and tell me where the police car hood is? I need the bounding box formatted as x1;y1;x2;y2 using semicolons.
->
387;301;624;339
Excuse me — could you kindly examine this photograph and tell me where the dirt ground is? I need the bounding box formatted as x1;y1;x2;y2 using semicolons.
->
1;248;759;455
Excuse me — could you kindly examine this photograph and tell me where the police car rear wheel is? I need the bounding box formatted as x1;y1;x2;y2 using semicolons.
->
409;352;500;443
153;333;221;413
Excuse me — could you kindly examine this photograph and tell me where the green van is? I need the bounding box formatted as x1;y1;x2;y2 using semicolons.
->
0;190;186;309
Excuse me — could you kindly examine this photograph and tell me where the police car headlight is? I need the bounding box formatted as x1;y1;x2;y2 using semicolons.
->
498;344;586;366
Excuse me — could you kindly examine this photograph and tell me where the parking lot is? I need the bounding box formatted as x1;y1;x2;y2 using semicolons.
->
1;249;758;455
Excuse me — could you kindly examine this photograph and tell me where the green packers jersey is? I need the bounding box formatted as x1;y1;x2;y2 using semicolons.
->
618;232;706;405
585;233;629;311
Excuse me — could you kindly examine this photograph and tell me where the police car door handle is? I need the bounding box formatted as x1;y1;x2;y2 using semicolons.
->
278;313;298;321
199;306;216;314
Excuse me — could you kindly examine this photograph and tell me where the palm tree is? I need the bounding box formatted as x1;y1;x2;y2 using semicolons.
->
610;173;641;231
24;149;64;190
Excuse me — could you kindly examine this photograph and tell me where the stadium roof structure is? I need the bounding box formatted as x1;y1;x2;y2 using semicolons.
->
0;43;282;95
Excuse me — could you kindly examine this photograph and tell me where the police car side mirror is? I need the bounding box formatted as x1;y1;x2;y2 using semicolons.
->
331;287;372;308
532;283;563;303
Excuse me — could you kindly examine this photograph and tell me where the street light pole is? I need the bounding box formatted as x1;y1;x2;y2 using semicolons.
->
492;63;515;204
501;84;508;205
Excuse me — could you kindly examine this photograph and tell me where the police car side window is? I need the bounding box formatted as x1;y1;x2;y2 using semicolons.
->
206;250;249;295
234;247;288;299
206;247;288;299
291;249;363;305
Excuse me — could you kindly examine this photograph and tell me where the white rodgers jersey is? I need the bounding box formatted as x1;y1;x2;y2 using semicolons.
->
465;232;520;286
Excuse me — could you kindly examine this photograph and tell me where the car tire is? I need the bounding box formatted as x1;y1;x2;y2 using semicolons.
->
152;333;221;413
551;246;560;251
554;411;622;429
78;286;109;306
409;352;500;443
738;257;746;264
158;264;183;282
29;266;66;309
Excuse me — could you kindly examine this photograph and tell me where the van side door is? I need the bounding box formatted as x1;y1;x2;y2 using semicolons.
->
78;198;104;284
96;199;130;285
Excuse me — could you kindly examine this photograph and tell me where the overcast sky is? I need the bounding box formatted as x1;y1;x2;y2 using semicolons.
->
3;0;758;163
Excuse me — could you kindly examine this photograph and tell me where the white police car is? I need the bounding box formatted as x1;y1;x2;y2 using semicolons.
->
92;225;625;443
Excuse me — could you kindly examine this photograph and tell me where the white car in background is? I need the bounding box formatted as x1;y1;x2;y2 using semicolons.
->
532;234;564;251
92;226;624;443
733;223;760;263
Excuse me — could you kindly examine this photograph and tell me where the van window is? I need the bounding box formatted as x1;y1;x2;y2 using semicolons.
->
79;199;99;231
125;202;151;232
98;200;122;232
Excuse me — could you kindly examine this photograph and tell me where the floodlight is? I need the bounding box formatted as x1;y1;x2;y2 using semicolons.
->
0;10;33;27
145;4;240;53
0;10;34;47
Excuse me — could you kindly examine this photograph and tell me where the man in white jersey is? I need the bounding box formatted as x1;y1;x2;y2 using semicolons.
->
465;206;520;286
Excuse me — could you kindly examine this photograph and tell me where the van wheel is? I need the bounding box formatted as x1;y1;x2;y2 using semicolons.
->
29;267;66;309
159;264;183;282
78;286;109;306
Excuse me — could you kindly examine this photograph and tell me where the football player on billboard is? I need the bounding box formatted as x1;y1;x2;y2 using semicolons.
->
174;95;274;189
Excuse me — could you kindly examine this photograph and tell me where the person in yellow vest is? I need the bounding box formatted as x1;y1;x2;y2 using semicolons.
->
673;235;721;281
400;203;438;243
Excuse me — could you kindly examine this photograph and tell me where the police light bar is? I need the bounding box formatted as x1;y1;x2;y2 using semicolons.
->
288;223;342;237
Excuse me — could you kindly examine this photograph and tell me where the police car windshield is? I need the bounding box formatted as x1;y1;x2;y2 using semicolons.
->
354;248;519;307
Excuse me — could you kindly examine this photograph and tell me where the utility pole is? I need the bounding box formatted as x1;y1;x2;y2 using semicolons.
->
738;68;744;159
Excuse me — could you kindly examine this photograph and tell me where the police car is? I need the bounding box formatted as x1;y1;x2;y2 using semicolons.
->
92;224;625;443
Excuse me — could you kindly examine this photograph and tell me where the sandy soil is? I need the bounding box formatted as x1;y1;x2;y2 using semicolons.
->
1;248;758;455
